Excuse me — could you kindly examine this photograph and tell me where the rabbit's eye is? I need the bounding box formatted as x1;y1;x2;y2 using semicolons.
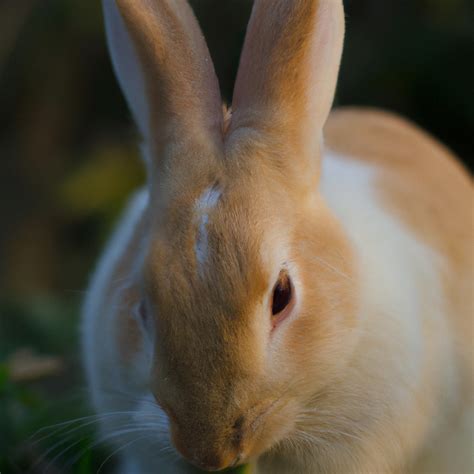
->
272;272;293;317
134;299;154;341
136;300;148;324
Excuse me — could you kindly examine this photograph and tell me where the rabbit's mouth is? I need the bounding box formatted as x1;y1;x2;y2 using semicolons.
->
163;396;296;472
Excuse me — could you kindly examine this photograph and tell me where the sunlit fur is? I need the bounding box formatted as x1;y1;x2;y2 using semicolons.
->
82;0;473;472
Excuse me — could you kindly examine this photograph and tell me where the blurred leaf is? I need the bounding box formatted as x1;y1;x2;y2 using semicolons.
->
59;143;144;217
7;348;63;382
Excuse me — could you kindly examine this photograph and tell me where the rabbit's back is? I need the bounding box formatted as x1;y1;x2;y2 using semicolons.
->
324;107;472;270
317;107;473;472
324;107;472;342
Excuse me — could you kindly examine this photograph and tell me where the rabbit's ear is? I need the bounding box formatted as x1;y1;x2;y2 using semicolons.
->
103;0;149;136
102;0;223;154
231;0;344;161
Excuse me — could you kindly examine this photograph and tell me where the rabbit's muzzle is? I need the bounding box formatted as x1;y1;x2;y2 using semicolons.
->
157;395;281;471
168;412;246;471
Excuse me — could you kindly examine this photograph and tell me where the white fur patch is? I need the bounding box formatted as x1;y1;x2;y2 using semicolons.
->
195;186;221;267
320;150;449;406
82;189;149;410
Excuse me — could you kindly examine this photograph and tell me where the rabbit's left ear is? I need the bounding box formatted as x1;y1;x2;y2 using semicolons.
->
102;0;223;157
231;0;345;171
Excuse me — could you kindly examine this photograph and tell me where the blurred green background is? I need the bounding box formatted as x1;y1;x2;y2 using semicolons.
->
0;0;472;472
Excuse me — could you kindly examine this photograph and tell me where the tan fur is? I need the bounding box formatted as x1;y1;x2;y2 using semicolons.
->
231;0;345;189
84;1;474;473
116;0;223;175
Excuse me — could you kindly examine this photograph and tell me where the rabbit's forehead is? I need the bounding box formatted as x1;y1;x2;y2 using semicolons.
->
146;181;271;311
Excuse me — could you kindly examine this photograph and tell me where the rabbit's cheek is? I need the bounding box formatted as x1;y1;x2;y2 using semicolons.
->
246;398;299;459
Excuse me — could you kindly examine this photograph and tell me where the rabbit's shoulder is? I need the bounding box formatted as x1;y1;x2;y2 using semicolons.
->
324;107;472;267
324;107;473;381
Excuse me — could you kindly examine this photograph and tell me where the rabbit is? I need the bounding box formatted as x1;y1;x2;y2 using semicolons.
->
82;0;474;473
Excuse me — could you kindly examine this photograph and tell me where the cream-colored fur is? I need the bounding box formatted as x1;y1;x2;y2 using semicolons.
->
82;1;473;472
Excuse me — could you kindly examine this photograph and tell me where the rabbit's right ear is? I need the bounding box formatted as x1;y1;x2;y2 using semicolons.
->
102;0;223;163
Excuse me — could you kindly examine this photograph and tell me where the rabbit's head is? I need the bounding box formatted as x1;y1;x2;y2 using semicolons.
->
104;0;356;470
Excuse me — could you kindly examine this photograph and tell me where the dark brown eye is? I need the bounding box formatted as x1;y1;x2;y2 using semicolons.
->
272;272;293;316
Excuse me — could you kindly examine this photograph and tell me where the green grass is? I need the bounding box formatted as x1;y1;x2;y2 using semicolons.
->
0;296;111;473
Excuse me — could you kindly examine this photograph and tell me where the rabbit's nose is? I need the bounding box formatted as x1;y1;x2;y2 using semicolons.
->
178;444;240;471
170;415;245;471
